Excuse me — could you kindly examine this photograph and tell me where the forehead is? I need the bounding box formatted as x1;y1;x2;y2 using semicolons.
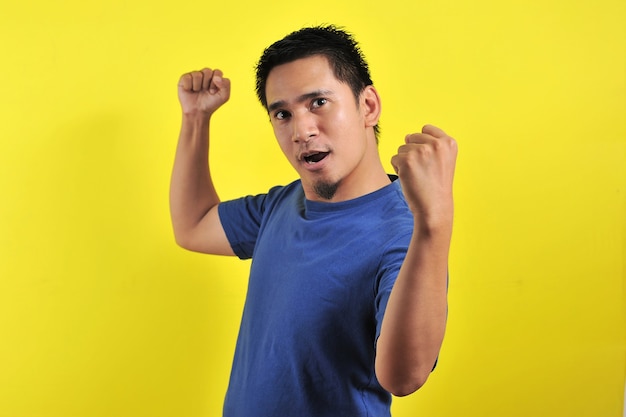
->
265;55;345;104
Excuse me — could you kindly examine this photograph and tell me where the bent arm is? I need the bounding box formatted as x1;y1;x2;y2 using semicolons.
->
378;124;457;396
169;68;234;256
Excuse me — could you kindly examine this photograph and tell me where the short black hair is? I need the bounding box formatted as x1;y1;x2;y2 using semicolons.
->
255;25;379;137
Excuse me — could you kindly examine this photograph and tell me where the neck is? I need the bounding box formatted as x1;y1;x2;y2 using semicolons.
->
304;157;391;203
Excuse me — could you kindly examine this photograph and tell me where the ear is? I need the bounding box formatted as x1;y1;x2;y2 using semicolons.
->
360;85;381;129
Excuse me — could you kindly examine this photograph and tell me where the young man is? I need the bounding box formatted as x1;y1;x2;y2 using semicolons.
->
170;25;457;416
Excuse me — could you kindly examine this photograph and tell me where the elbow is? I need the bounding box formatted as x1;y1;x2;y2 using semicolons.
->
376;361;432;397
172;229;197;252
380;373;429;397
172;229;187;248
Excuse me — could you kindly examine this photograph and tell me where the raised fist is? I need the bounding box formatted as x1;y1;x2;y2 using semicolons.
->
391;124;458;227
178;68;231;117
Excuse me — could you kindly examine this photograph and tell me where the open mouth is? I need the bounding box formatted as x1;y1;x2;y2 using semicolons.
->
303;151;330;164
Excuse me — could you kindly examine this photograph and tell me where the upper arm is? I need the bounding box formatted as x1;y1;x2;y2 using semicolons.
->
174;204;236;256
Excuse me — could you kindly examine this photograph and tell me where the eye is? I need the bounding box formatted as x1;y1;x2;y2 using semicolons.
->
274;110;291;120
311;98;327;109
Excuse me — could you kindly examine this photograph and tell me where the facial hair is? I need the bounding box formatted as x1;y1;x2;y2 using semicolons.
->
313;180;340;200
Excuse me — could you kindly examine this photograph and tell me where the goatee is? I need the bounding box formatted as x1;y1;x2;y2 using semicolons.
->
313;180;340;200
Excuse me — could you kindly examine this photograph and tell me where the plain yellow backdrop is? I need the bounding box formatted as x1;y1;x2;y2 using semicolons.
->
1;0;624;416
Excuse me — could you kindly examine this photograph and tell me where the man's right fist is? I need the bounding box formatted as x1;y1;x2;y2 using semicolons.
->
178;68;231;116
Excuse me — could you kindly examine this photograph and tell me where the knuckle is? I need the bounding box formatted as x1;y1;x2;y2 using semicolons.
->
415;144;432;157
449;137;458;150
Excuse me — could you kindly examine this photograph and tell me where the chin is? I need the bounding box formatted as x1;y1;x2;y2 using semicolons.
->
313;180;340;200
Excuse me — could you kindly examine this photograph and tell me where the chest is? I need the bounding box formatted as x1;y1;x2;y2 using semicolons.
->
246;207;383;335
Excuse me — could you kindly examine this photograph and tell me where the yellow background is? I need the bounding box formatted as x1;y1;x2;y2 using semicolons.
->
1;0;624;416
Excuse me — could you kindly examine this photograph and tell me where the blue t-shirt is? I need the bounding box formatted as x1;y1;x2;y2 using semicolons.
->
218;177;414;417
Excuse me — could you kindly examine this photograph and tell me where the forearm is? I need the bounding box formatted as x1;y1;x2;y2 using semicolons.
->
169;112;220;245
375;220;451;396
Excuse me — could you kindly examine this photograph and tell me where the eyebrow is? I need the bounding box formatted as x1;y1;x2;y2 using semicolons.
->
267;89;334;113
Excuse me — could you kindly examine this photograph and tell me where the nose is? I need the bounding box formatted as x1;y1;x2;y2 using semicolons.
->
291;112;318;143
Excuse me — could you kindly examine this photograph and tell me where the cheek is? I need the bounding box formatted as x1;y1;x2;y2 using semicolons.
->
329;118;359;147
272;130;297;162
328;106;360;135
271;124;289;145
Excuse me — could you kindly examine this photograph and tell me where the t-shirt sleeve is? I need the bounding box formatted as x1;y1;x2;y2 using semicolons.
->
374;233;412;345
218;193;269;260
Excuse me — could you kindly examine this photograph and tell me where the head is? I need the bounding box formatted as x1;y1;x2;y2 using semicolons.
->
255;25;380;139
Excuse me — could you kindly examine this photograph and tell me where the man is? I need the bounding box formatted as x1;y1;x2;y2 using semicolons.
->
170;25;457;416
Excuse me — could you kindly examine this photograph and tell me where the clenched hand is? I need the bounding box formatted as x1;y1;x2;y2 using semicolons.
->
178;68;231;117
391;125;458;230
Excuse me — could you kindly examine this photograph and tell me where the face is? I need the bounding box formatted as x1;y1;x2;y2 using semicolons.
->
265;55;383;202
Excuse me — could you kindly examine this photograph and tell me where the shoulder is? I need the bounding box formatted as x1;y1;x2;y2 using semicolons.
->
370;178;413;225
220;179;303;213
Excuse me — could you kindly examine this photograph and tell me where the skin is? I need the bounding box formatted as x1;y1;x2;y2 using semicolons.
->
264;56;389;202
169;55;457;396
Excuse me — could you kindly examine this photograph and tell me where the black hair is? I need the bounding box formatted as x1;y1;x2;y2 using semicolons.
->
255;25;379;137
